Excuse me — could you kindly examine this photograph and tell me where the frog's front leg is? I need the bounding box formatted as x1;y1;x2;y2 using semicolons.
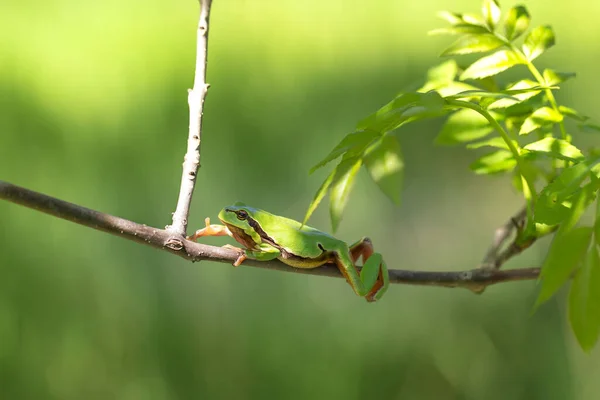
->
228;244;281;267
244;244;281;262
335;238;389;302
187;217;233;241
187;218;246;265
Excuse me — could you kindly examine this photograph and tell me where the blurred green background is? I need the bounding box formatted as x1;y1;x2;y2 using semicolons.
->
2;0;600;398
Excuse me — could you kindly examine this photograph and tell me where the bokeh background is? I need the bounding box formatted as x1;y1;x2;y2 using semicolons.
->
2;0;600;398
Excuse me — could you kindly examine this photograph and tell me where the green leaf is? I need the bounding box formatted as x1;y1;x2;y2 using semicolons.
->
512;167;541;194
569;245;600;352
437;11;466;25
534;194;575;227
428;24;490;36
591;168;600;190
424;82;481;98
519;121;541;135
425;60;458;83
309;130;380;173
356;94;416;132
535;226;593;308
482;0;502;30
303;168;336;225
523;137;584;161
364;134;404;205
534;162;596;226
502;93;546;117
543;69;576;86
523;25;555;61
547;160;595;197
563;184;595;233
436;11;486;28
400;93;447;121
440;34;505;56
329;157;362;232
418;60;470;95
559;106;588;122
503;86;555;96
466;136;512;150
519;106;563;135
461;13;486;26
357;92;446;133
595;196;600;247
504;5;530;40
532;106;563;122
505;116;527;134
460;50;525;80
579;123;600;134
435;108;493;145
445;90;516;101
487;79;541;109
470;150;517;175
478;76;501;92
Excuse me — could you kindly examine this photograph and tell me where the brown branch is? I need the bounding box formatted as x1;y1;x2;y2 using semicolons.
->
167;0;213;237
0;180;539;293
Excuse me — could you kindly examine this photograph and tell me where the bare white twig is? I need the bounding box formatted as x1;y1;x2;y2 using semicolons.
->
167;0;213;238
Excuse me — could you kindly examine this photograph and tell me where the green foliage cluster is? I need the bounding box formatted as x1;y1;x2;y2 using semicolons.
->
306;0;600;352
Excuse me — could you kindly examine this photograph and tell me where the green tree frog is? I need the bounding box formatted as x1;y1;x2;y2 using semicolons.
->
187;202;389;302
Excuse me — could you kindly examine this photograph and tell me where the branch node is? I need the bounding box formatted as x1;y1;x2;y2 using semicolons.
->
165;237;185;251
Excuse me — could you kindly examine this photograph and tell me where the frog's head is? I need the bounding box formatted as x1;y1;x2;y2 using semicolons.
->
218;202;265;248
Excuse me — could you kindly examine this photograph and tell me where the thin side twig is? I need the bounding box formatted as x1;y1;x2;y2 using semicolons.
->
167;0;213;238
481;206;527;268
480;205;557;273
0;180;540;293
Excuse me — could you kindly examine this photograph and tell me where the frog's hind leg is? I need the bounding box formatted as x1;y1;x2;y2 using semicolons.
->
348;237;389;302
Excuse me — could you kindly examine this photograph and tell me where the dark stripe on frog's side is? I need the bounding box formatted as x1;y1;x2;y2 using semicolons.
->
244;213;332;268
227;225;259;250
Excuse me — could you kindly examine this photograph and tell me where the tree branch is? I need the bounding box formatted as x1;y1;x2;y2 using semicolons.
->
167;0;213;238
0;180;540;293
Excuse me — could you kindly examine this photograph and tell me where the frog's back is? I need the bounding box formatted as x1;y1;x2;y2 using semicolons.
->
258;212;344;256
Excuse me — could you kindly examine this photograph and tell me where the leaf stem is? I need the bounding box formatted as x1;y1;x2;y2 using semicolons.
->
501;39;568;140
524;61;567;138
446;99;537;225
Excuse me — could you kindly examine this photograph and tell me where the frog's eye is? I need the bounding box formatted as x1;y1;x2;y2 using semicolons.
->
236;210;249;220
